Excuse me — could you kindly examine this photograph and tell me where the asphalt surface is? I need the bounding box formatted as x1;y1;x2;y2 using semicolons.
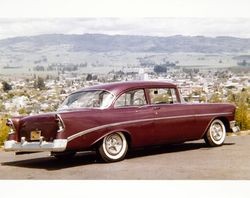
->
0;135;250;179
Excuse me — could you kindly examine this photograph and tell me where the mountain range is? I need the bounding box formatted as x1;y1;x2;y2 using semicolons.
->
1;34;250;53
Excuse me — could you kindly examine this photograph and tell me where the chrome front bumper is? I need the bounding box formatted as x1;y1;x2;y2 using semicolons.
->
4;139;67;152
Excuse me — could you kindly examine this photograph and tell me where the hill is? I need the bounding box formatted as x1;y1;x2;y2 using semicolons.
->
1;34;250;53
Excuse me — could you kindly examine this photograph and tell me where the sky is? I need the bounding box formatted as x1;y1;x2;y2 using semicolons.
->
1;18;250;40
0;0;250;40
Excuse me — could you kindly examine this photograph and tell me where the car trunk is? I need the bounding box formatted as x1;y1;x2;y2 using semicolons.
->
17;113;58;142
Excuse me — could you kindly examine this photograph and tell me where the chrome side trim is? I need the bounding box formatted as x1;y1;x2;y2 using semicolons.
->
67;112;232;142
4;139;67;152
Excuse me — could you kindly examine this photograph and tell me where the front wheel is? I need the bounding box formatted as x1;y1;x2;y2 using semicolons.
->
204;119;226;147
98;132;128;162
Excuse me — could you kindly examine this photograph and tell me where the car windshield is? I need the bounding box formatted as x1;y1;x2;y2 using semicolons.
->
58;90;115;110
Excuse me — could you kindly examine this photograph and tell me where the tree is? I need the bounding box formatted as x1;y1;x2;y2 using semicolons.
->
0;115;9;145
86;74;93;81
209;93;222;103
34;77;46;90
2;81;12;92
154;65;167;73
235;89;250;130
18;107;27;115
199;95;206;103
0;101;4;112
227;89;250;130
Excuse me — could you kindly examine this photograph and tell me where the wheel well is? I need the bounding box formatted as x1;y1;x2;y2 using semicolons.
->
202;117;230;139
123;132;132;148
215;117;230;132
93;131;132;149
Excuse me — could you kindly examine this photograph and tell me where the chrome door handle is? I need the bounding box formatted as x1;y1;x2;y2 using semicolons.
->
153;106;160;110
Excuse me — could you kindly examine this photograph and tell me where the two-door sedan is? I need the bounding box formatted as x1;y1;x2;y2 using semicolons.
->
4;81;239;162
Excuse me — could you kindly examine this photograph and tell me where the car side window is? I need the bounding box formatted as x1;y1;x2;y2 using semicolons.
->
149;88;178;104
114;89;146;107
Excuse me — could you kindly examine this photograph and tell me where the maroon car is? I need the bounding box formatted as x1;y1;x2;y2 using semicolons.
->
4;81;239;162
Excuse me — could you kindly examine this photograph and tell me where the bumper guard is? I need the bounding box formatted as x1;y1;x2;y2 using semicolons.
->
230;120;240;133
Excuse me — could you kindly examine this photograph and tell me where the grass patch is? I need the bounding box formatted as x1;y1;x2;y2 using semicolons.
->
0;115;9;145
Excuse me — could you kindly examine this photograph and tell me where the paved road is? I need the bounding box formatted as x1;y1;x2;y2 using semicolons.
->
0;135;250;179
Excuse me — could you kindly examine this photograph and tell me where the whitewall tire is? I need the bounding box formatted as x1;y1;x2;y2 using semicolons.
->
205;119;226;147
98;132;128;162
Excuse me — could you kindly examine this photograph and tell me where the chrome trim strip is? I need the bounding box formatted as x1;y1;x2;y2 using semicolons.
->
67;112;232;142
73;88;116;97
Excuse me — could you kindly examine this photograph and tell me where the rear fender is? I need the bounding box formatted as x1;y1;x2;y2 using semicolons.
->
91;129;131;148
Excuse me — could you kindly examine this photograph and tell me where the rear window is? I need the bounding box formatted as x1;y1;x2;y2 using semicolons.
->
149;88;178;104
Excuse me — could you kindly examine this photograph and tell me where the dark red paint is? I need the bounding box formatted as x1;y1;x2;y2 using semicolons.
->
5;81;236;153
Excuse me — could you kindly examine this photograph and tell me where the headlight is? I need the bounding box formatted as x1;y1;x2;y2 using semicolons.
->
6;119;16;134
55;114;65;133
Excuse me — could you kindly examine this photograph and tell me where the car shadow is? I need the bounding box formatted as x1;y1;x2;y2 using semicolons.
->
1;141;235;171
126;142;235;159
1;151;99;171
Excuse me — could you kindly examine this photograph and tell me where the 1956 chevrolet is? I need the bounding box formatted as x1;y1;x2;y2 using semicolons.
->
4;81;239;162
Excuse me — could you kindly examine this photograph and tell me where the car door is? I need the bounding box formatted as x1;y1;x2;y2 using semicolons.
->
108;88;156;147
148;88;196;144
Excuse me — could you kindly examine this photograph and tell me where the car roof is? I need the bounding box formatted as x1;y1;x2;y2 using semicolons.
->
75;81;177;96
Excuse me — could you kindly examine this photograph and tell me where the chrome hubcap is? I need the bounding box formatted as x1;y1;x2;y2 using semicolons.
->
105;133;123;155
211;123;223;141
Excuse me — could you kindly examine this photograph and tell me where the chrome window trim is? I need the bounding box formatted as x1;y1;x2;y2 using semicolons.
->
113;88;147;109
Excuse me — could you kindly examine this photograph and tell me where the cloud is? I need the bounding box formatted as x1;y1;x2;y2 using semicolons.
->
0;18;250;40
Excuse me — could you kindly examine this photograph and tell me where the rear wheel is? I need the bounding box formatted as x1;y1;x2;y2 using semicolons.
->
98;132;128;162
204;119;226;147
